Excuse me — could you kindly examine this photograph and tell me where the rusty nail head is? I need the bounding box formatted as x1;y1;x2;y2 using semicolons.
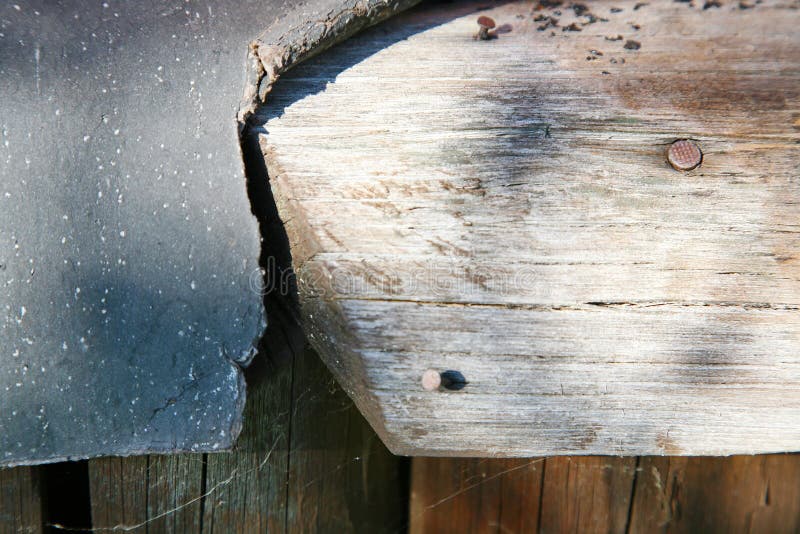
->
475;16;496;40
667;139;702;171
477;16;496;29
421;369;441;391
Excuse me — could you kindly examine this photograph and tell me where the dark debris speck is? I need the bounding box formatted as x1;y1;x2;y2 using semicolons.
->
605;34;624;40
571;2;590;15
584;14;609;23
536;16;559;30
562;22;582;31
634;2;648;9
703;0;722;7
623;39;641;50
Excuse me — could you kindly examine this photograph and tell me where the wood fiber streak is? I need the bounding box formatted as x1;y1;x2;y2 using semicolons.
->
258;0;800;455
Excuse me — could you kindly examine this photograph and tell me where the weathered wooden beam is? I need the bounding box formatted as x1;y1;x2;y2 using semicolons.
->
257;0;800;456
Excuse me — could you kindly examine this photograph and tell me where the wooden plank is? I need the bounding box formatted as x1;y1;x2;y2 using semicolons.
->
628;454;800;533
89;455;204;532
411;455;800;533
257;0;800;455
284;343;407;533
88;457;148;531
199;351;293;534
145;456;205;533
409;457;544;534
539;457;637;533
0;467;43;534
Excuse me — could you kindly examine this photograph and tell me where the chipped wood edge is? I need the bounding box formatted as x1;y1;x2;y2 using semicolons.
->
237;0;422;127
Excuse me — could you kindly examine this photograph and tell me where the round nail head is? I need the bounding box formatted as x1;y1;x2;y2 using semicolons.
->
668;139;702;171
477;16;496;29
421;369;441;391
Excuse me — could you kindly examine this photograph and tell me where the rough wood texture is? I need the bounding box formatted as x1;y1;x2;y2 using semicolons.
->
257;0;800;456
239;0;421;123
411;454;800;534
409;457;545;533
88;457;149;531
539;457;637;533
628;455;800;533
88;455;204;532
0;467;43;534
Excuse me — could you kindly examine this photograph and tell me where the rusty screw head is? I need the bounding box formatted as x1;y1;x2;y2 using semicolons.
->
667;139;703;171
421;369;441;391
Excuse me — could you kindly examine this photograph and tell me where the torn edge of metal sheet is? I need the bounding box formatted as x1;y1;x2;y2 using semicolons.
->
237;0;422;128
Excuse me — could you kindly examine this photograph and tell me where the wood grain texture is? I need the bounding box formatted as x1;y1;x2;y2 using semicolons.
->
409;457;544;534
88;456;149;531
411;454;800;534
539;457;636;533
285;343;408;534
199;351;293;534
409;456;636;534
89;455;204;532
628;454;800;533
256;0;800;455
0;467;43;534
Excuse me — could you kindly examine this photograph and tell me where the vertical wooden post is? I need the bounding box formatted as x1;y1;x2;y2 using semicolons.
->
0;466;44;534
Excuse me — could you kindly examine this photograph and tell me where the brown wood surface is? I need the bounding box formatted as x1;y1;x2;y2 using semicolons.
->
410;458;545;534
258;0;800;456
410;455;800;534
628;455;800;533
0;466;43;534
540;457;637;533
7;453;800;532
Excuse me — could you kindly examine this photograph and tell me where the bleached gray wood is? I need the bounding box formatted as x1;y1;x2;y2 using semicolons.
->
255;0;800;456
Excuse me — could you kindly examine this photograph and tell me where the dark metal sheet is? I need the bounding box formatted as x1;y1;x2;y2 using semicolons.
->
0;0;415;466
